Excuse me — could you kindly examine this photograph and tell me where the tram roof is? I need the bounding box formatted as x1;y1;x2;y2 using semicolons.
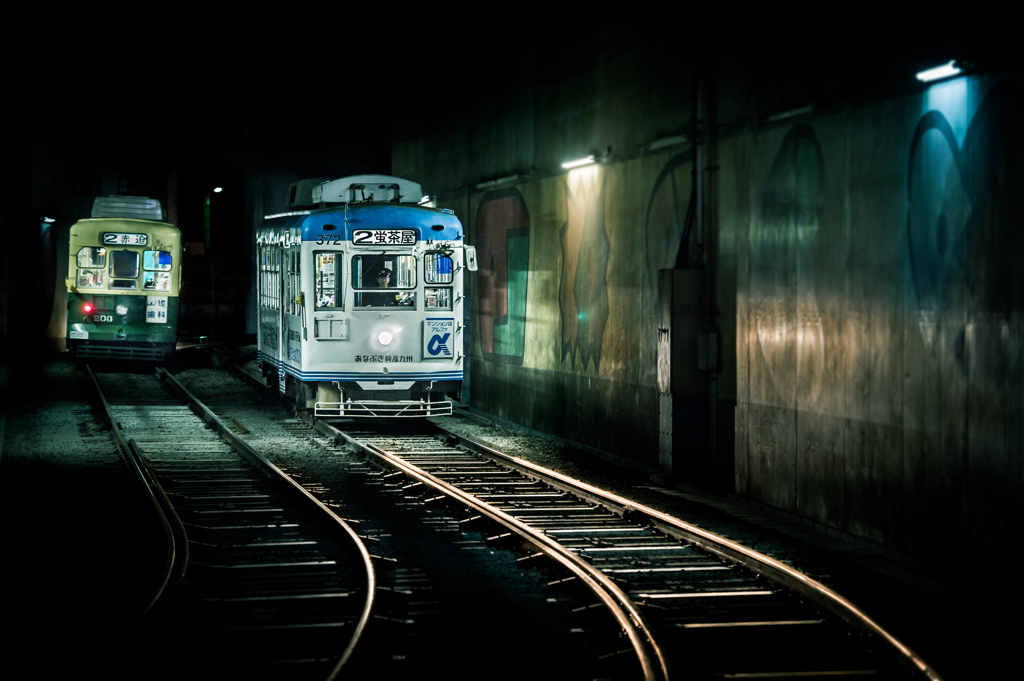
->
70;218;180;241
258;203;463;243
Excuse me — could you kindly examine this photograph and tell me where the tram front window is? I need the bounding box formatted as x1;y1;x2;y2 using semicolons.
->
109;250;139;289
314;252;342;309
352;255;416;308
110;250;139;278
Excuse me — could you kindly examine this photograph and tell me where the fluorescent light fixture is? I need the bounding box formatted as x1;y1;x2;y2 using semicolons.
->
213;187;223;193
263;211;311;220
561;155;595;170
916;60;961;83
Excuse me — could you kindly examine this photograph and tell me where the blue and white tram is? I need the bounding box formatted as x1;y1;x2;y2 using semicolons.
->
256;175;478;417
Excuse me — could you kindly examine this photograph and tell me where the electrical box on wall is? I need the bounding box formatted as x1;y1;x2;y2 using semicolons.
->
657;269;709;480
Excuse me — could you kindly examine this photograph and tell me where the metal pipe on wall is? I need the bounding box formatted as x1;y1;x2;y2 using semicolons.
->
697;65;721;488
695;73;704;263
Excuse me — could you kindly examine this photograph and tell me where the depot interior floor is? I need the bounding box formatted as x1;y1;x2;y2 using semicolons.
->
0;349;1014;680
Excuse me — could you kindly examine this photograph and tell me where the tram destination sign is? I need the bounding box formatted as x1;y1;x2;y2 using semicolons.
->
102;232;148;246
352;229;416;246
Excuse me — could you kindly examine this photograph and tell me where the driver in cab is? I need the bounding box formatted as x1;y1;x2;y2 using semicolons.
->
363;268;412;306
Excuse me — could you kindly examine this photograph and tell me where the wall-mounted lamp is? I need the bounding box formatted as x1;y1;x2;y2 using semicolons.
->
213;187;223;193
561;155;595;170
418;195;432;204
41;217;55;223
916;60;961;83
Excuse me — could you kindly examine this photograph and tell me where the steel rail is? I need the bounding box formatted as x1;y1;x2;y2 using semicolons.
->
85;365;187;624
156;368;375;678
125;437;190;621
315;419;670;681
229;348;936;678
439;427;944;681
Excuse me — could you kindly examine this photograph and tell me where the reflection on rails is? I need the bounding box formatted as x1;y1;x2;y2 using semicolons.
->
320;424;942;681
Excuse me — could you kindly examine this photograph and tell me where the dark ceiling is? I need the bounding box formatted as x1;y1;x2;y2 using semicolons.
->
9;28;1020;207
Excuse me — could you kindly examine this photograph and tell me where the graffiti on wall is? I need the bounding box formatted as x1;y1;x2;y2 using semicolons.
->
560;166;610;370
749;124;826;408
645;150;694;296
907;79;1024;388
476;188;530;365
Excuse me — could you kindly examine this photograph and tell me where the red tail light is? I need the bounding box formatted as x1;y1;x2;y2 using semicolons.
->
83;304;93;313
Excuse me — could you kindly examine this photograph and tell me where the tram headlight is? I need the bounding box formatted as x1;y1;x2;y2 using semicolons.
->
116;305;129;316
378;331;393;346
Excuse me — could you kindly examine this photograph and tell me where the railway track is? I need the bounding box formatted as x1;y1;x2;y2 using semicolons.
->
204;350;942;679
179;358;646;679
313;424;943;681
87;366;374;680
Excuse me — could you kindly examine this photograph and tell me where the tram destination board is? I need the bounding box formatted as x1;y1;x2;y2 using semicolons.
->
102;232;149;246
352;229;416;245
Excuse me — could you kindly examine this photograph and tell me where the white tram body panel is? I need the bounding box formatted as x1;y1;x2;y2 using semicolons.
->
257;176;477;417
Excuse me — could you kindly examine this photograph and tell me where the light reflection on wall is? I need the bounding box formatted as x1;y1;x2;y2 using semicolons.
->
924;76;972;147
561;164;609;371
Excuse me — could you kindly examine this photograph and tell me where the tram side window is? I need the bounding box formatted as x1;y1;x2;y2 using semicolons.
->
77;247;107;288
259;244;265;307
314;252;343;309
271;247;281;310
78;247;107;268
143;250;172;290
424;253;453;284
143;250;172;271
286;249;302;316
258;244;264;307
259;242;282;310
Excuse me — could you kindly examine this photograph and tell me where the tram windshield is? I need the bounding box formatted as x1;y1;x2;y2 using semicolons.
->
352;254;416;308
110;250;139;278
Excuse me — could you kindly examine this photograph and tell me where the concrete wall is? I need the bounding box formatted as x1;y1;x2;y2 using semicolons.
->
394;39;1023;572
396;36;696;473
730;75;1023;570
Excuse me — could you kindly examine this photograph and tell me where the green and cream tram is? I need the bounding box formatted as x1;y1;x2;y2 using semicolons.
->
66;196;181;360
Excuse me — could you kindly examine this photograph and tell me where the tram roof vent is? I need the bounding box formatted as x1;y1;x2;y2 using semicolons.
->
91;196;164;221
286;177;331;209
314;175;423;205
